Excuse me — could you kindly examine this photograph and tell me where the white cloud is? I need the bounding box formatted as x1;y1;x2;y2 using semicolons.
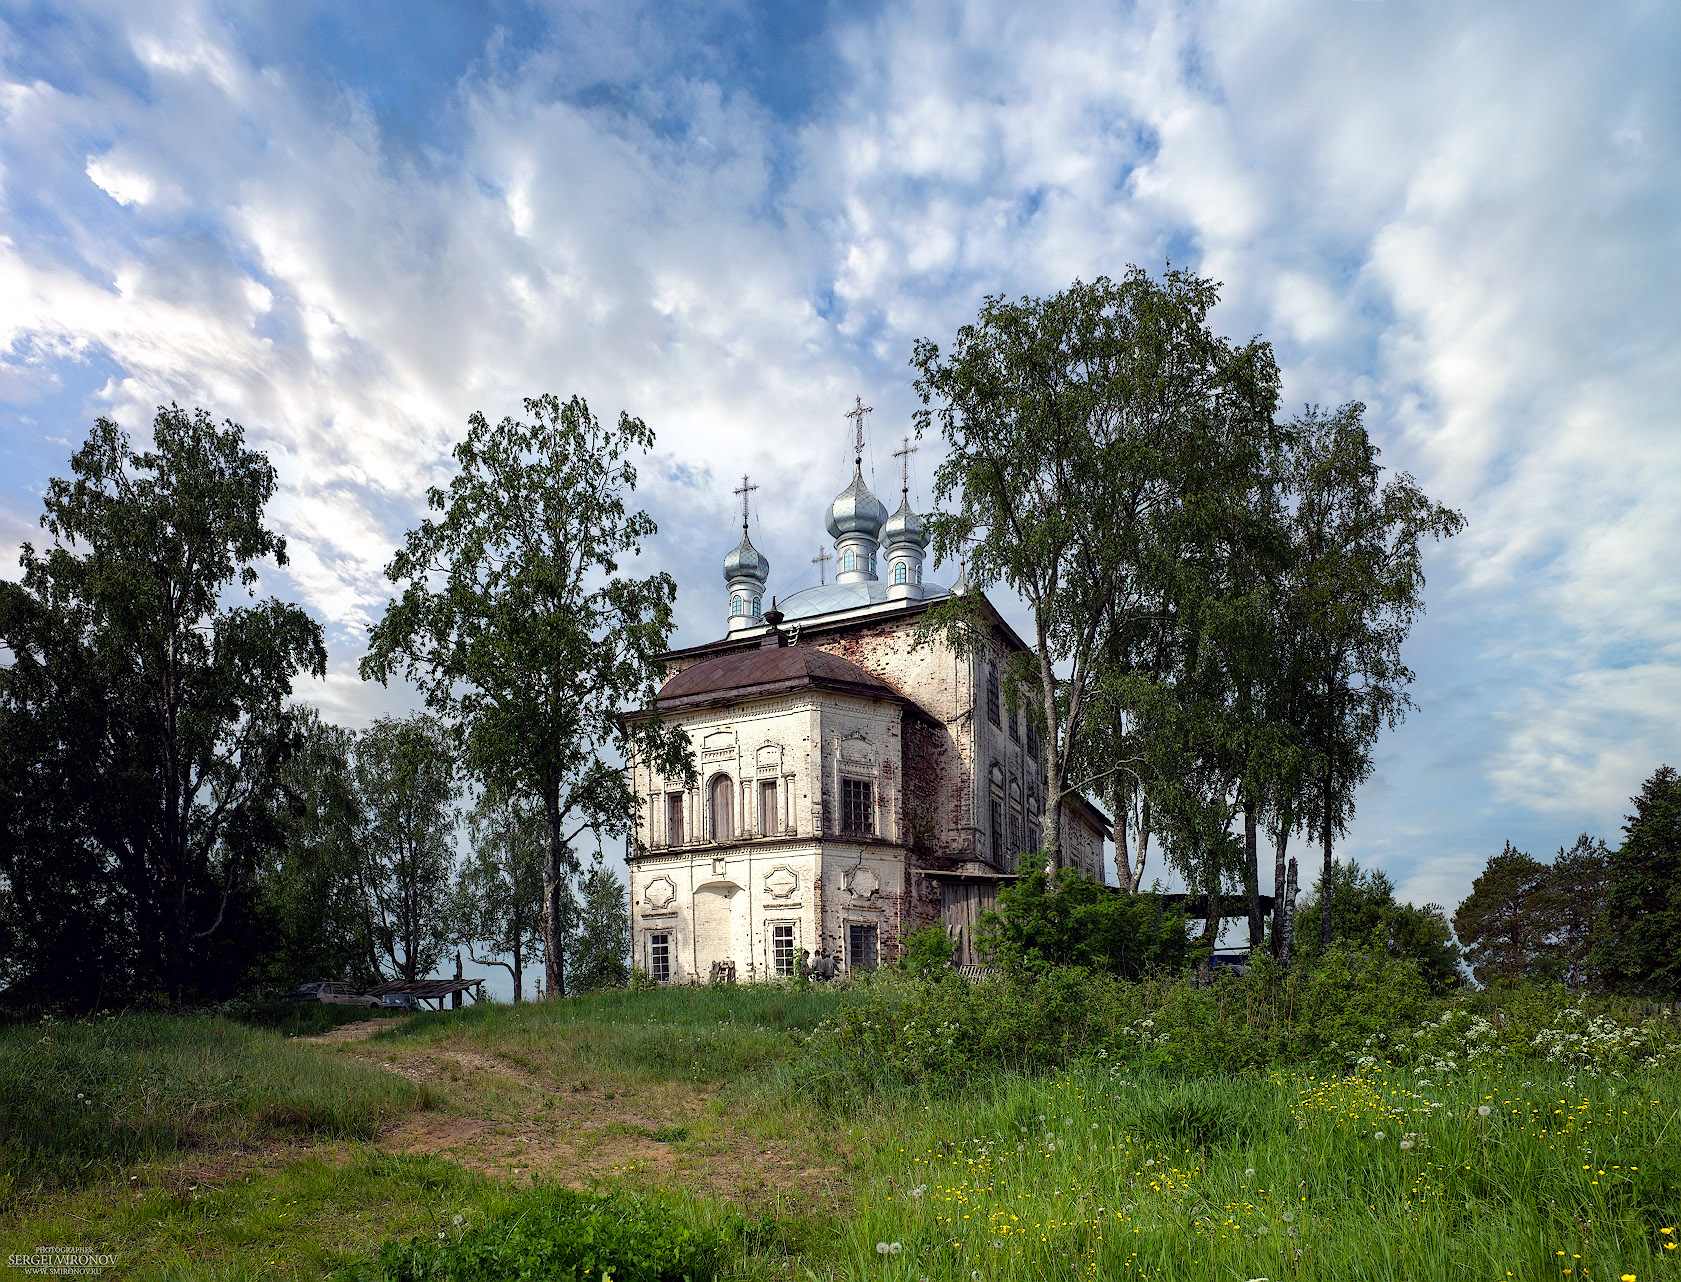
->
1;0;1677;910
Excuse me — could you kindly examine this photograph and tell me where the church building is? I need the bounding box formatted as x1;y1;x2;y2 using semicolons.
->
622;404;1110;983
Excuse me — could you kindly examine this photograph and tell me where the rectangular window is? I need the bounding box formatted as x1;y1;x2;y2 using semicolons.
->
990;797;1004;864
847;922;879;972
649;932;671;984
758;779;778;836
1010;813;1022;857
986;664;1001;727
841;778;874;835
1009;706;1020;744
1024;717;1037;759
771;923;796;977
665;793;684;846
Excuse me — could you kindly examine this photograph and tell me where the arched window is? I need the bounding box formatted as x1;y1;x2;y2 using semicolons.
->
867;551;876;575
751;596;762;619
842;550;855;573
892;561;907;584
914;564;922;584
709;774;734;842
731;594;743;616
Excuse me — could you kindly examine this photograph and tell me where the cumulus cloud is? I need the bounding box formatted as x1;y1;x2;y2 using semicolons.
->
1;0;1677;914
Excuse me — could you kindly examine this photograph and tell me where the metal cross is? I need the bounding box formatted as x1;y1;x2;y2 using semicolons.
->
843;395;873;461
892;435;918;497
732;473;758;532
811;545;832;585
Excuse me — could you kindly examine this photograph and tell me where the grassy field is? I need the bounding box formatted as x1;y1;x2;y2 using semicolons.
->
1;981;1677;1280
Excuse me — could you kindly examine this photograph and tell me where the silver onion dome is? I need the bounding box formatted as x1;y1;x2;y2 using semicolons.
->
722;531;769;585
881;493;928;550
825;464;888;540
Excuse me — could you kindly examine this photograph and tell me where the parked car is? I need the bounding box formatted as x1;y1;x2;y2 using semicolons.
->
284;981;380;1009
380;993;421;1011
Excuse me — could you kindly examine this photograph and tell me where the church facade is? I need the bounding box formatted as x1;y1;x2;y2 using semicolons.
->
622;424;1110;984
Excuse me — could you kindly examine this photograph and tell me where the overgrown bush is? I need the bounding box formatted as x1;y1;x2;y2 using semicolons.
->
899;925;956;976
976;869;1189;976
356;1185;736;1281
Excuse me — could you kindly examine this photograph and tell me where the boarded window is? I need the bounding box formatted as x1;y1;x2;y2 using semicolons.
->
848;922;879;972
986;663;1001;727
841;778;874;835
649;933;671;983
709;774;734;841
665;793;684;846
771;923;796;976
758;779;778;836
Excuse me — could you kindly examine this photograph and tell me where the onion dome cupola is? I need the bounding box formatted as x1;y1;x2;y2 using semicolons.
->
825;464;887;584
882;492;929;601
724;474;770;633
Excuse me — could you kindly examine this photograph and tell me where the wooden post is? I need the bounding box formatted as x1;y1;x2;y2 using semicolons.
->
452;951;463;1010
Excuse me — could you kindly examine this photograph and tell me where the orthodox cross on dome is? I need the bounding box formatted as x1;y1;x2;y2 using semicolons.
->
811;545;832;585
892;435;918;498
844;395;873;464
733;473;758;533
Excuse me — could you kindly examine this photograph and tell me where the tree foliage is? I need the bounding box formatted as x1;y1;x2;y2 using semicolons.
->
568;858;630;992
912;269;1280;874
0;407;324;1002
978;869;1189;978
362;394;692;997
454;786;547;1002
1293;859;1462;995
1594;765;1681;997
353;714;458;983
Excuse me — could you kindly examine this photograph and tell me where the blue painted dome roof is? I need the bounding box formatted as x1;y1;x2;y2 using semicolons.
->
825;464;888;540
722;532;769;585
777;580;949;621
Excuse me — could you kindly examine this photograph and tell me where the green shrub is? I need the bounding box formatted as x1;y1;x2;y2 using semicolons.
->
898;924;956;975
977;869;1189;976
356;1185;736;1282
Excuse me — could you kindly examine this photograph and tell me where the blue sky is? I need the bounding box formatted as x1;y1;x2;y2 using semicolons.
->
3;1;1678;960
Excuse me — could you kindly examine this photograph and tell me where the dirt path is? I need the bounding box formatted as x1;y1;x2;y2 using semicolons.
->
301;1018;390;1045
306;1031;847;1211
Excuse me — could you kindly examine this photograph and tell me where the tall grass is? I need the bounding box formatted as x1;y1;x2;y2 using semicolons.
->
839;1064;1681;1281
374;983;855;1086
0;1014;430;1202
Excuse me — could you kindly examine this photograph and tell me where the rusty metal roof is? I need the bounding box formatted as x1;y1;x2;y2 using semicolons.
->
657;645;894;705
365;978;483;997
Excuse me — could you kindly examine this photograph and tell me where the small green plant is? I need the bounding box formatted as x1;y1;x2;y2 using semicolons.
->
355;1185;736;1281
899;925;956;976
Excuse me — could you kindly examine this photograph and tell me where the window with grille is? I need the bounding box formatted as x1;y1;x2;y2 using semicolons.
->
987;663;1001;727
1009;705;1020;743
665;793;684;846
1028;824;1042;858
848;922;879;972
893;561;907;584
771;923;796;976
842;549;855;572
731;594;743;616
1024;716;1037;759
752;596;762;619
758;779;777;836
841;778;874;835
1010;813;1022;858
649;933;671;983
991;797;1004;864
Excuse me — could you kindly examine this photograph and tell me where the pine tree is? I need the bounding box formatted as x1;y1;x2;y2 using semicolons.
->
1594;766;1681;997
1452;844;1553;986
